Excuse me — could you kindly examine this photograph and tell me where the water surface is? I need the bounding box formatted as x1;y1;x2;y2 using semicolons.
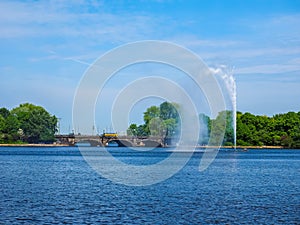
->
0;147;299;224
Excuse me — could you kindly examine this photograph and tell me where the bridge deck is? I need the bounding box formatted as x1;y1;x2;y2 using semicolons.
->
55;135;165;147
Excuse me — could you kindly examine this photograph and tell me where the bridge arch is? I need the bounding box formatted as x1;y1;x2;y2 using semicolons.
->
142;140;163;147
107;139;134;147
75;139;103;147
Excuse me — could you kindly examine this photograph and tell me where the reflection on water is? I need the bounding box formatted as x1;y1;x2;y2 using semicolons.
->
0;147;299;224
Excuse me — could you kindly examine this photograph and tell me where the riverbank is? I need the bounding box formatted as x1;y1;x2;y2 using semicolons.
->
0;143;70;147
0;143;288;149
206;145;284;149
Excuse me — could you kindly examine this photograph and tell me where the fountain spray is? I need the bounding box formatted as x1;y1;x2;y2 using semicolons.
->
211;66;237;149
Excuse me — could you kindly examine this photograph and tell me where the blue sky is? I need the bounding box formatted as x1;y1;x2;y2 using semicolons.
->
1;0;300;134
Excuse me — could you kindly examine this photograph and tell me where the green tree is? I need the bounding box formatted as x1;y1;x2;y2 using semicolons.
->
223;110;234;145
128;101;180;138
209;111;227;146
11;103;57;143
159;102;180;137
0;107;10;119
237;112;261;146
129;105;300;148
236;111;249;146
2;114;20;143
149;117;166;136
198;113;211;145
136;124;148;137
159;102;180;122
143;106;160;135
0;115;6;143
163;118;177;137
127;124;138;136
143;106;160;125
235;111;300;147
0;115;4;131
272;112;300;147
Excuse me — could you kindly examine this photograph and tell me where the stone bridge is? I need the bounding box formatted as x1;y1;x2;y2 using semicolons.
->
55;134;165;147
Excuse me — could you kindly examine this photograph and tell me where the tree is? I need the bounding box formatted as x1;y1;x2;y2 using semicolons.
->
128;103;300;148
159;102;180;123
223;110;234;145
142;103;181;137
1;114;20;143
198;113;211;145
0;107;10;119
159;102;180;137
209;111;227;146
128;102;180;139
127;124;137;136
163;118;177;137
0;115;6;143
0;115;5;132
11;103;57;143
136;124;148;137
237;112;261;146
149;117;166;136
143;106;160;125
235;111;300;147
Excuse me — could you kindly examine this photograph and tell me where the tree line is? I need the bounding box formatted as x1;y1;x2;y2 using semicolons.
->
128;102;300;148
127;102;180;138
1;102;299;148
0;103;57;144
199;110;300;148
236;111;300;148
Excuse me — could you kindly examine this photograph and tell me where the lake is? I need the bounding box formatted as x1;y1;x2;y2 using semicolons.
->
0;147;299;224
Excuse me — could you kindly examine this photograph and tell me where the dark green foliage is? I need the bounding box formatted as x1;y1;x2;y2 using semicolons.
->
0;107;10;118
127;101;180;138
136;124;148;137
159;102;180;123
127;124;138;136
129;104;300;148
143;106;160;126
200;110;300;148
0;103;57;144
208;111;226;146
198;113;211;145
159;102;180;137
236;111;300;148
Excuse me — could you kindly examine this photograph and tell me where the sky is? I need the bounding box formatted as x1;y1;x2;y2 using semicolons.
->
1;0;300;134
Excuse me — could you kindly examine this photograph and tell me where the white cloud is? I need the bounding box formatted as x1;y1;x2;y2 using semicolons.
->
171;35;243;48
0;0;156;42
236;64;300;74
1;0;300;119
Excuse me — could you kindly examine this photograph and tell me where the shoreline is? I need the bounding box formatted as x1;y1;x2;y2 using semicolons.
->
0;143;70;147
198;145;284;149
0;143;294;149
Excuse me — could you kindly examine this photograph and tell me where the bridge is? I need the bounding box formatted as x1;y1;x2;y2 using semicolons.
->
55;134;165;147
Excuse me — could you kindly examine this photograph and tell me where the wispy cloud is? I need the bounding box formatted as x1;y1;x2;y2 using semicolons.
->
171;35;243;48
236;63;300;74
1;0;300;128
0;1;156;42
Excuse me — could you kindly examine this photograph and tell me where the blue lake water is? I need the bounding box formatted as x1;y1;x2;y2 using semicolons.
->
0;147;299;224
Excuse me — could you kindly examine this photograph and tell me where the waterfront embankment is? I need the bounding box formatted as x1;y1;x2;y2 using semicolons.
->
0;143;70;147
0;143;287;149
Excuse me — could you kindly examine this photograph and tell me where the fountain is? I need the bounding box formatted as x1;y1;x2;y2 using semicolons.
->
211;66;237;149
222;68;236;149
